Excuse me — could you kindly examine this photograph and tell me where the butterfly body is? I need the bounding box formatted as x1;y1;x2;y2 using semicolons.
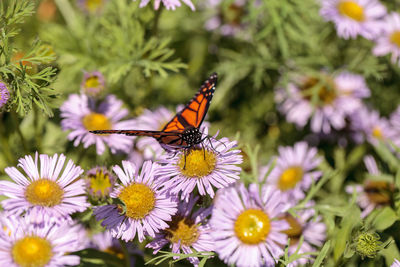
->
90;73;217;152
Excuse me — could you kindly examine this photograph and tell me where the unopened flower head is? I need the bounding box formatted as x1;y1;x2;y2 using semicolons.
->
0;153;89;223
146;196;214;266
275;71;370;134
85;166;115;198
77;0;108;14
0;214;82;267
157;130;242;198
60;94;136;155
81;71;106;97
0;81;10;108
320;0;386;39
353;231;382;259
211;183;290;267
94;160;178;242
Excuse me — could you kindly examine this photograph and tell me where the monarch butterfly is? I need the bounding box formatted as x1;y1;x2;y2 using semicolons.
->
90;73;217;152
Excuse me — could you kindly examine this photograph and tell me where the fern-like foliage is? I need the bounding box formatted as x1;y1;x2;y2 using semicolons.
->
0;0;58;117
41;0;186;93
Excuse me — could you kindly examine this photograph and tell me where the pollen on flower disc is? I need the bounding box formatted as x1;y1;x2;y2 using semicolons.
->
278;166;304;191
178;149;216;178
118;183;156;219
82;112;112;131
234;209;271;244
12;235;53;267
25;179;64;207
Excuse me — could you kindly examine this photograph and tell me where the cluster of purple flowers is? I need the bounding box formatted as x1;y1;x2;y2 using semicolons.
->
320;0;400;65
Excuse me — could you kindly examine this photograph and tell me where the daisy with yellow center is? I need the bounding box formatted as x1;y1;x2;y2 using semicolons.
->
60;94;136;155
275;71;370;134
94;161;177;242
265;142;322;202
80;71;105;97
320;0;386;39
158;132;242;198
0;153;89;222
373;13;400;66
77;0;107;14
147;196;213;266
350;106;395;146
211;183;290;267
347;156;395;217
0;215;82;267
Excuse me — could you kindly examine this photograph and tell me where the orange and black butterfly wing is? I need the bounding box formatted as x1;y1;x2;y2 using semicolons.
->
162;72;217;133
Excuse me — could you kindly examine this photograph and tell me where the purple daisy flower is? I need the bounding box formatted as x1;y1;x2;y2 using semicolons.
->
85;166;116;198
205;0;248;36
320;0;386;40
345;155;394;217
80;71;106;97
0;81;10;108
60;94;136;155
373;13;400;65
281;202;326;266
0;153;89;223
94;160;178;242
350;105;395;146
90;231;142;261
265;142;322;202
0;214;82;267
392;259;400;267
146;195;214;266
211;183;290;267
157;130;243;198
135;0;195;10
77;0;108;14
275;71;370;134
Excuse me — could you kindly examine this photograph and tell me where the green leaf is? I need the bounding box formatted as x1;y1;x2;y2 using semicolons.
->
372;207;398;231
312;240;331;267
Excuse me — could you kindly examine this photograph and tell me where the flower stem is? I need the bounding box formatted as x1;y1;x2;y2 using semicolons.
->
119;239;132;267
0;115;14;165
152;6;163;36
11;111;28;154
33;106;42;153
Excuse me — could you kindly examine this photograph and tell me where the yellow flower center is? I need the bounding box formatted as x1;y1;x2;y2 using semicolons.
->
390;31;400;48
234;209;270;244
364;181;393;205
338;1;365;21
166;218;199;247
372;126;383;139
82;112;112;131
118;183;155;219
84;76;100;88
278;166;304;191
300;77;337;106
178;149;217;178
25;179;64;207
87;0;103;12
12;235;53;267
281;214;303;245
88;170;112;196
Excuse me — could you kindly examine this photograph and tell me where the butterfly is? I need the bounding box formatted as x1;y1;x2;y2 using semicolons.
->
90;73;218;152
